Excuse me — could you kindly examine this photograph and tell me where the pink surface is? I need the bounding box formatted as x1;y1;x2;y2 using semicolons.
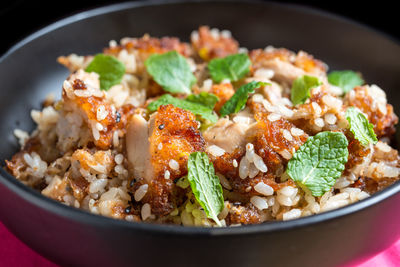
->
0;220;399;267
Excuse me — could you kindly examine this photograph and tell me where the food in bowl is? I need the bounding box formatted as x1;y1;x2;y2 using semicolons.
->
5;26;400;227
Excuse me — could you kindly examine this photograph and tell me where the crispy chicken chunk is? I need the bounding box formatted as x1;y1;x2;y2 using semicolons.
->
344;85;398;138
191;26;239;61
127;105;205;215
249;48;327;85
60;71;134;151
210;82;235;114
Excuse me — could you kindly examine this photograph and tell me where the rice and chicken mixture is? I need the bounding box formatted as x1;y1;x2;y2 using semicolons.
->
5;26;400;227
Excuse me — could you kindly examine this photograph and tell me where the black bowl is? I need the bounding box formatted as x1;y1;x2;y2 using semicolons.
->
1;1;400;266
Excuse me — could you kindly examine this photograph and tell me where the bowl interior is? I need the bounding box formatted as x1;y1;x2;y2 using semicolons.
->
1;0;400;232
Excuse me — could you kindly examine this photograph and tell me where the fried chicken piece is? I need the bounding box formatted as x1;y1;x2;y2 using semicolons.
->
191;26;239;61
225;202;262;225
60;71;135;151
105;34;192;57
210;82;235;114
344;85;398;138
250;102;308;160
127;105;205;215
249;48;326;85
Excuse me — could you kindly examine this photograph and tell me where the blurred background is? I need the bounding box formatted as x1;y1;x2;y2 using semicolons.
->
0;0;399;55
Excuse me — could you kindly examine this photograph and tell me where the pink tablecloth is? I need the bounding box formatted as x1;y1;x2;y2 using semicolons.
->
0;221;399;267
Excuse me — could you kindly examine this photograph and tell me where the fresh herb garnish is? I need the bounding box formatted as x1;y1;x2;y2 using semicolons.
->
186;92;219;110
208;53;251;83
328;70;364;94
187;152;224;226
287;131;349;197
145;51;196;94
346;107;377;146
219;81;268;117
147;94;218;123
85;54;126;91
291;75;322;105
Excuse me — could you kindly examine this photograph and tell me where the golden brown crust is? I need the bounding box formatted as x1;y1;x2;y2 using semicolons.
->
249;48;294;70
225;203;262;225
142;105;205;215
249;48;327;76
192;26;239;61
5;137;41;181
105;35;192;57
345;137;371;171
251;102;308;154
210;82;235;114
344;86;398;138
293;51;327;76
65;79;135;150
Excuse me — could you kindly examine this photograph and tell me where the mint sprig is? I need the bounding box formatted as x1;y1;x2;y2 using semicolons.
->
187;152;224;226
291;75;322;105
145;51;196;94
219;81;268;117
287;131;349;197
328;70;364;94
85;54;125;91
147;94;218;123
208;53;251;83
346;107;377;146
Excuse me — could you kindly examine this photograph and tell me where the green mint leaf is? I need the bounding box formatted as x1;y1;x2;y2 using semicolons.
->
219;81;268;117
291;75;322;105
346;107;377;146
187;152;224;226
208;53;251;83
186;92;219;110
145;51;196;94
85;54;125;91
287;131;349;197
328;70;364;94
147;94;218;123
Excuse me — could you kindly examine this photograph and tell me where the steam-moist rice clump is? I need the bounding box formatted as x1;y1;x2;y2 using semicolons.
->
6;26;400;227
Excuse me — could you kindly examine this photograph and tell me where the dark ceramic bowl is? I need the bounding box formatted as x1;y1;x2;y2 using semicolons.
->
1;1;399;267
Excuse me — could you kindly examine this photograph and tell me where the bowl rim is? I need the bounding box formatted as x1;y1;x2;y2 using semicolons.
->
1;0;399;236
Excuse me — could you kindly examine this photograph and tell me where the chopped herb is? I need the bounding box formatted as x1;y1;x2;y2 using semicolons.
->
144;51;196;94
346;107;377;146
147;94;218;123
287;131;349;196
219;81;268;117
208;53;251;83
187;152;224;226
291;75;322;105
85;54;126;91
328;70;364;94
186;92;219;110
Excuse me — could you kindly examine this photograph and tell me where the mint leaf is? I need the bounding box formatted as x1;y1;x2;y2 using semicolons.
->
147;94;218;123
346;107;377;146
187;152;224;226
145;51;196;94
291;75;322;105
219;81;268;117
208;53;251;83
328;70;364;94
85;54;125;91
186;92;219;110
287;131;349;197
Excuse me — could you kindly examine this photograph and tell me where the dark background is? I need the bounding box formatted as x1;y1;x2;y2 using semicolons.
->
0;0;399;55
